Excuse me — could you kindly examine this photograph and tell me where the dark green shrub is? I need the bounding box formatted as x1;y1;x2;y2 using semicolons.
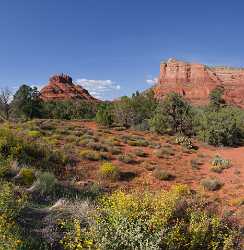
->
209;86;225;110
113;90;158;128
96;103;114;127
150;93;194;135
42;100;97;120
195;107;243;146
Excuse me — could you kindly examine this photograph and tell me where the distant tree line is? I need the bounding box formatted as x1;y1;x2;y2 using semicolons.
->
1;84;244;147
0;84;98;120
96;88;244;147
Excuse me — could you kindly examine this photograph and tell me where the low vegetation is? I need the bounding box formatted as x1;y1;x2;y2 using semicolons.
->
99;162;120;180
0;85;243;249
201;178;223;191
153;168;174;181
211;155;231;173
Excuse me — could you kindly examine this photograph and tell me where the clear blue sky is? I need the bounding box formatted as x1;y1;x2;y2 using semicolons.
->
0;0;244;99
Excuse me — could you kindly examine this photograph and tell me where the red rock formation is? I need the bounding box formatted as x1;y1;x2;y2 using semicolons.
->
40;74;100;102
154;58;244;107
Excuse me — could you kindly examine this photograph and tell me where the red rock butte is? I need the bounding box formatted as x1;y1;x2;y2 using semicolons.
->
40;74;99;102
154;58;244;108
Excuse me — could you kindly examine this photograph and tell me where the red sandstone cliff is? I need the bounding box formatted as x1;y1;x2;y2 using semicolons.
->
40;74;100;102
154;58;244;107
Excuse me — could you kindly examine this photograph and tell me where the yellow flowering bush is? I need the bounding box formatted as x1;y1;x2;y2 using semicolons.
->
99;162;120;180
0;215;22;250
19;167;36;186
0;181;27;250
61;219;94;250
91;185;240;249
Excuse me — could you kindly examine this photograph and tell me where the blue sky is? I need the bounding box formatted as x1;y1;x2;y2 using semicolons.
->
0;0;244;100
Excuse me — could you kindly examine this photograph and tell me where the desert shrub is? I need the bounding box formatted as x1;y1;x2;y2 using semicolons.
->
106;145;122;155
120;134;136;143
80;133;96;141
0;156;12;177
0;128;69;176
0;182;27;249
32;172;57;195
61;218;94;250
201;178;223;191
80;149;101;161
211;155;231;173
191;158;204;170
195;107;243;146
96;103;114;127
99;162;120;180
209;86;225;110
11;85;43;119
127;138;149;147
66;135;79;143
175;135;193;149
91;185;240;249
0;181;27;218
0;215;23;250
87;141;108;152
141;161;157;171
42;100;97;120
113;126;126;131
148;141;161;149
150;93;194;135
79;138;95;146
155;146;174;158
134;149;147;157
18;167;36;186
153;168;174;181
118;153;136;164
28;130;41;138
113;90;158;128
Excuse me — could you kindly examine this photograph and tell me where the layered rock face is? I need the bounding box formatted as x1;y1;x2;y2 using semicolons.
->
40;74;99;102
154;58;244;107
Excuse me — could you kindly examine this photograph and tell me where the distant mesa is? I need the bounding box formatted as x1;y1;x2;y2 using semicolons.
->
154;58;244;108
40;73;100;102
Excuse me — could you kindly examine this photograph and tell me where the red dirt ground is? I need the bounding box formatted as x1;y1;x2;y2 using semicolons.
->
71;121;244;225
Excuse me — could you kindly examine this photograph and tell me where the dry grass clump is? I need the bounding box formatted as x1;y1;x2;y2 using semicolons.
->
127;139;149;147
148;141;161;149
134;149;148;157
191;158;204;170
201;178;223;191
118;153;136;164
155;146;174;159
141;161;157;171
106;146;122;155
153;168;174;181
87;141;108;152
80;150;101;161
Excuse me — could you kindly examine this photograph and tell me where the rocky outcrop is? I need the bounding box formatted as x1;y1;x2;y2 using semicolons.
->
40;74;99;102
154;58;244;107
